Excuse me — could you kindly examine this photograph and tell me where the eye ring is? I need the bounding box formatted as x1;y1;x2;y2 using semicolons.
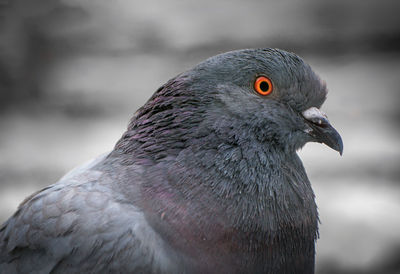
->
254;76;273;96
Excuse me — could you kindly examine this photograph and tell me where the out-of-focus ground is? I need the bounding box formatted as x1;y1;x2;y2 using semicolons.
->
1;1;400;273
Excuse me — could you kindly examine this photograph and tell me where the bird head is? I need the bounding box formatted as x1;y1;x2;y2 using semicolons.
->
120;48;342;158
182;48;343;155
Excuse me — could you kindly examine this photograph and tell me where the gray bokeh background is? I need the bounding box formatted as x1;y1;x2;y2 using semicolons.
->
1;1;399;273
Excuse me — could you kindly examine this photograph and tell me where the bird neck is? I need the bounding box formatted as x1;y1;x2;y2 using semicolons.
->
126;132;318;234
109;127;318;271
123;139;319;270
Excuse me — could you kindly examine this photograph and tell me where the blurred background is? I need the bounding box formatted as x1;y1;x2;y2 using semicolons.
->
0;0;399;273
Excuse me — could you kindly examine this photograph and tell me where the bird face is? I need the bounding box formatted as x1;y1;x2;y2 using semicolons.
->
186;48;343;154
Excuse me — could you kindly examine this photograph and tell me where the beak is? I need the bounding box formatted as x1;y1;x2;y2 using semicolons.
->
302;107;343;155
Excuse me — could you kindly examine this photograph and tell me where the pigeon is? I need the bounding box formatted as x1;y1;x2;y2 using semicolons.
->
0;48;343;274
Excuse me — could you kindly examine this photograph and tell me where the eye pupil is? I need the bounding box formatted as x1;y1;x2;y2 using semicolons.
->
259;81;270;92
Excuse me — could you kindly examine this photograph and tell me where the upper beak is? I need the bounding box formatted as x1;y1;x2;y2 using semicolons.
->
302;107;343;155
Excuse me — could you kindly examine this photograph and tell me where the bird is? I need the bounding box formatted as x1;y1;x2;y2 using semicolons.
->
0;48;343;274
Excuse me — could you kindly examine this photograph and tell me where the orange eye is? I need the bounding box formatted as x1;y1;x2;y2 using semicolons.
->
254;76;273;96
